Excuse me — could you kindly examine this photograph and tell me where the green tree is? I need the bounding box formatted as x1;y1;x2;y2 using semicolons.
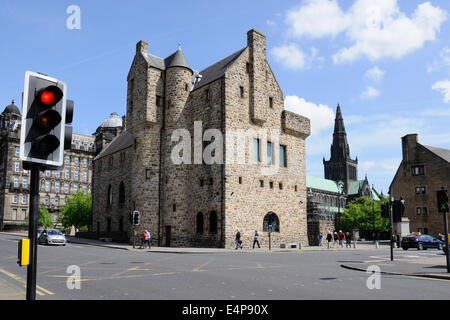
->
340;195;390;238
25;206;54;228
59;191;92;230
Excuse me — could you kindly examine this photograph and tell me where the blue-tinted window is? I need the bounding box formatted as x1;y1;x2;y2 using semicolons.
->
267;142;273;165
253;138;260;162
280;145;287;167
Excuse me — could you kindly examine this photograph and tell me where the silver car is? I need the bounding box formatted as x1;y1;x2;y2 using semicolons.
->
38;229;67;246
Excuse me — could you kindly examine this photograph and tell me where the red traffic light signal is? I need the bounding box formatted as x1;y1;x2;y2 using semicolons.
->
37;86;63;107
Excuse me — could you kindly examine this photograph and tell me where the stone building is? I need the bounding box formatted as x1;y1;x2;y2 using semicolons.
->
390;134;450;237
92;29;311;248
306;104;379;245
0;100;95;230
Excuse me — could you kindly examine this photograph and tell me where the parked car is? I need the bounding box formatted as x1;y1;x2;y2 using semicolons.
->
401;234;443;250
38;229;67;246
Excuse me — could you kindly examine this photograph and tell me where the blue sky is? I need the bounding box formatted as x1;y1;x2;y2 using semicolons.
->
1;0;449;194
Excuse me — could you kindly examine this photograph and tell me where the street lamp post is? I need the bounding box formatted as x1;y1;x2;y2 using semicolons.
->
372;184;375;243
336;181;344;232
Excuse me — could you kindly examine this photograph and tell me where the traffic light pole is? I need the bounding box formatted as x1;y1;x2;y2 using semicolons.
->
26;166;40;300
444;211;450;273
390;198;394;262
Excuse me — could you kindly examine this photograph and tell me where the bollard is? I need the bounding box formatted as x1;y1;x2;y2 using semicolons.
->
298;242;302;250
353;241;356;248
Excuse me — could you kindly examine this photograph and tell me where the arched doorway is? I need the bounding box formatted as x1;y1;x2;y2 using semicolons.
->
263;212;280;232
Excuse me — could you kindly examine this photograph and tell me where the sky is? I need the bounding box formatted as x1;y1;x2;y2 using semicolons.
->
1;0;449;194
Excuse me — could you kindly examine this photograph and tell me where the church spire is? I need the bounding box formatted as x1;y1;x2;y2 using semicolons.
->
334;103;346;135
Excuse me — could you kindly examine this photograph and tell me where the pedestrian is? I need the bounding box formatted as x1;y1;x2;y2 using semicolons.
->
326;231;333;249
235;229;243;250
318;232;323;247
339;230;345;248
253;230;261;249
439;233;445;242
346;232;351;248
145;230;151;249
392;233;397;248
376;232;380;248
333;232;338;247
139;231;147;249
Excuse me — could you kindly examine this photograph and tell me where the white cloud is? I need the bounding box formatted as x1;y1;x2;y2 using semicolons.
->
364;66;386;83
284;95;335;135
286;0;350;38
284;0;447;64
360;86;380;100
427;47;450;73
271;44;323;70
432;80;450;103
271;44;306;69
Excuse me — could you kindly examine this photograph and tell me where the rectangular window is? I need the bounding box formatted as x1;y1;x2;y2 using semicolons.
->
246;62;250;74
74;170;79;181
280;145;287;167
411;165;424;176
83;142;88;151
21;194;27;205
253;138;261;163
73;184;78;194
14;176;19;188
83;158;88;168
416;207;422;215
422;207;428;216
146;169;151;179
22;178;28;189
64;183;69;194
45;180;50;192
279;183;283;190
239;177;242;185
239;86;244;98
56;169;61;178
65;168;70;179
74;157;79;166
13;194;18;204
14;161;20;173
205;89;210;102
55;181;60;193
83;172;88;182
46;170;51;177
65;156;70;165
15;147;20;157
269;97;273;108
267;142;273;165
269;181;274;189
156;95;162;107
260;180;264;188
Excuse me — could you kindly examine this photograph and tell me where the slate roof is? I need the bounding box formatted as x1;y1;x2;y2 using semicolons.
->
423;145;450;163
143;48;191;71
192;48;246;91
94;130;134;161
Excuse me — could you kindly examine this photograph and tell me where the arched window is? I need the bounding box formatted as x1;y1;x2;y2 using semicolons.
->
196;212;204;234
263;212;280;232
209;211;217;234
107;185;112;207
119;182;125;205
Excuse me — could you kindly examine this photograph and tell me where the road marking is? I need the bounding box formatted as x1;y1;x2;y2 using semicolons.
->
0;268;53;296
192;259;213;272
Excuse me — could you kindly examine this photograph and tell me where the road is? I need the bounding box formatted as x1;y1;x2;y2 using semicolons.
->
0;233;449;300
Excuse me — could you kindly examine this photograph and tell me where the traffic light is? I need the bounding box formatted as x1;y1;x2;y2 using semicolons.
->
437;188;449;213
381;203;389;218
133;211;140;226
17;239;30;267
20;71;73;168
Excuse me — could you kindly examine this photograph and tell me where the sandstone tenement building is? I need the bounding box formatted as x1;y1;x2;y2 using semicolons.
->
390;134;450;237
92;29;311;248
0;100;95;230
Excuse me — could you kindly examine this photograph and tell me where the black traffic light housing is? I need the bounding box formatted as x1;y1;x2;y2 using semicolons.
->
133;211;140;226
437;188;449;213
20;71;73;169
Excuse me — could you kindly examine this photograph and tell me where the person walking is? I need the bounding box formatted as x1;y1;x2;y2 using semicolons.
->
139;231;147;249
253;230;261;249
145;230;151;249
235;229;243;250
326;232;333;249
346;232;351;248
339;230;345;248
333;232;338;247
318;232;323;247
